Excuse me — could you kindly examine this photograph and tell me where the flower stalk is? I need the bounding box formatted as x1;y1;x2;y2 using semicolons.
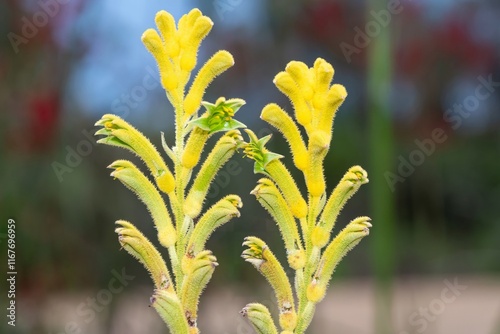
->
95;8;245;333
242;59;371;334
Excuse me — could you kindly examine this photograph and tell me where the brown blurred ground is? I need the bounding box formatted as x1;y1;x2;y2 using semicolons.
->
27;276;500;334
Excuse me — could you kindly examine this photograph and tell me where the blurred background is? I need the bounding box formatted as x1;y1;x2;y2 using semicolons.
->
1;0;499;333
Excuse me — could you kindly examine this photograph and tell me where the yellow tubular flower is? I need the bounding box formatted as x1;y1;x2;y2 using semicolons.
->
155;10;179;58
265;160;307;219
273;71;312;130
316;84;347;136
313;58;334;93
312;58;334;113
95;114;175;194
181;127;210;169
184;131;241;218
305;130;330;197
108;160;176;247
260;103;308;171
179;15;213;72
250;178;304;268
184;51;235;119
307;217;372;304
285;61;313;101
151;290;190;334
142;28;177;92
115;220;174;292
177;9;202;36
294;302;315;334
180;251;218;331
240;303;279;334
242;237;297;332
319;166;369;239
184;195;242;261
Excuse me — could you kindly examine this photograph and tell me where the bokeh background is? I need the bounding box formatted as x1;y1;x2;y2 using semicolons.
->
1;0;499;333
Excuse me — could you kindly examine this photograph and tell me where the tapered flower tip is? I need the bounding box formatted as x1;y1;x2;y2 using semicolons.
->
249;178;275;196
114;220;137;237
314;57;334;76
94;113;120;127
107;159;135;178
141;28;163;49
343;216;372;241
241;236;267;268
346;165;369;184
107;159;133;170
224;194;242;209
193;250;219;269
94;114;133;147
182;249;219;275
240;303;270;316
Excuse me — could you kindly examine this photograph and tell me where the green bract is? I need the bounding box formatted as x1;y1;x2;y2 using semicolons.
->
190;97;246;134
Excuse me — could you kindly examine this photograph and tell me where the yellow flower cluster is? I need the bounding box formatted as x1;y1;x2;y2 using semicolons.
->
96;8;246;334
242;59;371;334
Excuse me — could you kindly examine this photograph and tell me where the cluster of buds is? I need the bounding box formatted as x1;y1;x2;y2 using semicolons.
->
95;9;246;334
242;59;371;334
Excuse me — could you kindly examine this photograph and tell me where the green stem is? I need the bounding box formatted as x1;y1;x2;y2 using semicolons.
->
168;246;181;288
173;98;186;291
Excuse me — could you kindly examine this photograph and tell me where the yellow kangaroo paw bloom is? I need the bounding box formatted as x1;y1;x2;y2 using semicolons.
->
179;15;213;72
184;130;242;218
243;130;307;218
184;51;235;119
142;28;177;92
115;220;174;292
180;250;218;331
151;290;190;334
260;103;308;171
184;195;242;264
265;160;307;219
285;61;313;101
316;84;347;136
250;178;304;269
294;301;315;334
108;160;176;247
242;237;297;332
305;130;330;197
240;303;279;334
95;114;175;194
313;58;334;94
318;166;369;245
307;217;372;303
273;71;312;130
182;127;210;169
177;8;202;36
155;10;179;58
311;58;334;113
